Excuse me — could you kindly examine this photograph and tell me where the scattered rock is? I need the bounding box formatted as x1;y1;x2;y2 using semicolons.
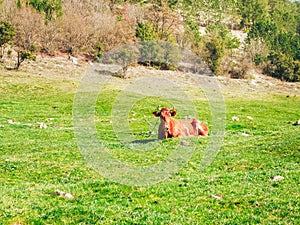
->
292;119;300;126
68;56;78;65
52;190;75;199
247;116;254;120
270;175;284;182
7;120;21;125
231;116;239;121
7;120;48;128
242;132;249;137
37;122;47;129
211;194;223;200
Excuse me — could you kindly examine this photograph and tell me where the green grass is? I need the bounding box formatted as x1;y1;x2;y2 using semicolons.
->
0;70;299;224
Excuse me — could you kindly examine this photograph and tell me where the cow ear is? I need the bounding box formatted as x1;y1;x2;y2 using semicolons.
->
170;109;177;117
153;111;160;117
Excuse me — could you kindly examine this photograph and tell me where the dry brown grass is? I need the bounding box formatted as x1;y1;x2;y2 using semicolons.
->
1;0;137;58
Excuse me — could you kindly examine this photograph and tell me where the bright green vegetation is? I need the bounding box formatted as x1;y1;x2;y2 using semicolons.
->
0;70;299;224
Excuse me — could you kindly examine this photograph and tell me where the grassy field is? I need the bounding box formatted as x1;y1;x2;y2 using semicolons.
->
0;64;299;225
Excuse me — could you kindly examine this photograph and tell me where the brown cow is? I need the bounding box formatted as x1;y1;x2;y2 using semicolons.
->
153;107;208;140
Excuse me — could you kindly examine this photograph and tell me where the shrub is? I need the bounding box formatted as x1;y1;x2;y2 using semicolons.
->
138;41;180;70
28;0;63;21
93;42;104;62
204;23;240;75
248;20;300;81
136;21;158;41
264;51;299;82
139;41;164;66
205;37;225;74
0;20;15;48
16;49;36;70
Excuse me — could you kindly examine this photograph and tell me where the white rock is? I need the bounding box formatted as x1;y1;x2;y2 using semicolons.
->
53;190;75;199
64;193;75;199
37;122;47;129
270;175;284;182
69;56;78;65
231;116;239;121
211;194;223;200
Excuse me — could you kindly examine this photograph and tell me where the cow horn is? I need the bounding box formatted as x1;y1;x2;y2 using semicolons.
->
157;105;162;110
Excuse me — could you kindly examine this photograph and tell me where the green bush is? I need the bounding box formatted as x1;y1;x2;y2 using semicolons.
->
205;37;225;74
248;20;300;81
139;41;180;70
27;0;63;20
136;22;158;41
264;51;299;82
0;21;16;48
253;53;267;66
15;50;36;70
93;43;104;62
204;23;240;75
139;41;164;67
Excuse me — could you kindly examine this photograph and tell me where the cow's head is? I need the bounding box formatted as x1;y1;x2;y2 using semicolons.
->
153;106;177;120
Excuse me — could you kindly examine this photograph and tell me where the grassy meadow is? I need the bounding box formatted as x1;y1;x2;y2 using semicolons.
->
0;64;299;224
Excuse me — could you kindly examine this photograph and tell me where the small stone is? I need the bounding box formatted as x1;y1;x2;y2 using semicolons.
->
232;116;239;121
211;194;223;200
37;122;47;129
53;190;75;199
270;175;284;182
292;119;300;126
64;193;74;199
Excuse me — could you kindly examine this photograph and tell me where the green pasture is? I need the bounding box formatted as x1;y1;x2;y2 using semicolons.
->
0;70;299;224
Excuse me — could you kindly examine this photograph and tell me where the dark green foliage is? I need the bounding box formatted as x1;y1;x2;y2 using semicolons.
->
17;0;22;8
205;24;240;74
239;0;269;28
273;32;300;60
205;38;225;74
0;21;16;47
28;0;63;20
111;48;137;74
184;16;202;45
139;41;180;70
93;43;104;62
247;21;278;45
16;50;36;70
163;41;180;69
264;51;299;82
254;53;267;66
268;0;300;33
248;20;300;81
139;41;165;66
136;22;158;41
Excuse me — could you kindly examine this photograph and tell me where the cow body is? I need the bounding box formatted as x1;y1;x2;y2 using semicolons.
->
153;107;208;140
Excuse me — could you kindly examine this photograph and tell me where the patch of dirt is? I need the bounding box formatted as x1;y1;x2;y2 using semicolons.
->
1;54;88;81
2;56;299;98
216;69;300;97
